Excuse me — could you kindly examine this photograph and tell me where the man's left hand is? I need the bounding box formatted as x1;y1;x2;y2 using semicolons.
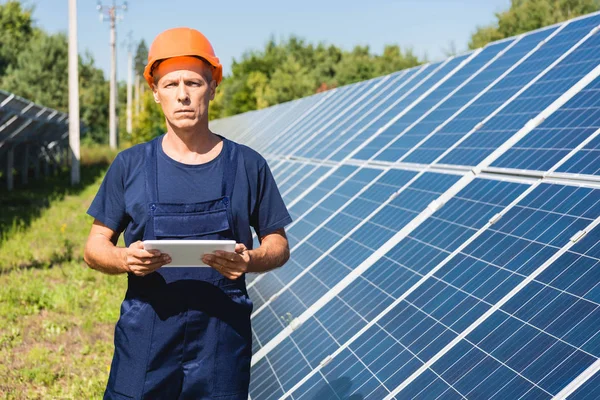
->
202;243;250;280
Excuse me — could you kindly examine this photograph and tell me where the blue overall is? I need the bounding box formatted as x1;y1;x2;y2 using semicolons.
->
104;138;252;400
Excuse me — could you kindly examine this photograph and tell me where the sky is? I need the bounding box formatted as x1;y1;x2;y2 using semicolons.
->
22;0;510;82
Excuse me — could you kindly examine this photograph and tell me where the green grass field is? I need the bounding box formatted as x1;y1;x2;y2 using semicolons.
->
0;147;124;399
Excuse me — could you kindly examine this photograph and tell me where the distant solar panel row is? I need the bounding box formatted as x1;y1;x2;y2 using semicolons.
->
210;12;600;400
0;89;70;189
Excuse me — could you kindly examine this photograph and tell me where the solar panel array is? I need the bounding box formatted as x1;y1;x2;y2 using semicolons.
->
210;13;600;400
0;89;70;190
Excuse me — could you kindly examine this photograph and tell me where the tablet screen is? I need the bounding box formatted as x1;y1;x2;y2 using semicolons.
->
143;240;237;267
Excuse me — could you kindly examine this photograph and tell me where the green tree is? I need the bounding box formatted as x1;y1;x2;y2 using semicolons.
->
469;0;600;49
247;71;270;109
209;82;226;120
79;52;109;144
374;45;421;76
130;90;166;144
209;36;426;119
134;39;148;77
311;43;342;89
335;45;376;86
1;31;69;111
0;0;34;77
264;55;314;105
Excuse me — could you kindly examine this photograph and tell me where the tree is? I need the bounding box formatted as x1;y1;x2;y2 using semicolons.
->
134;39;148;77
247;71;270;109
335;45;376;86
79;52;109;144
374;45;421;76
130;90;166;144
264;55;314;105
469;0;600;49
1;31;69;111
207;35;426;120
0;0;34;77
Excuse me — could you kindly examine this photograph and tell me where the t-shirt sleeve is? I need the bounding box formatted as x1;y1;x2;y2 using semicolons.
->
87;154;128;232
251;162;292;238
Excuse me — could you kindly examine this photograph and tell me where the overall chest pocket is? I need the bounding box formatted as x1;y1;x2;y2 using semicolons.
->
151;199;231;239
154;210;230;238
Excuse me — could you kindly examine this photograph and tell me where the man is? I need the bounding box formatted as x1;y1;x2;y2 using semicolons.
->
84;27;291;399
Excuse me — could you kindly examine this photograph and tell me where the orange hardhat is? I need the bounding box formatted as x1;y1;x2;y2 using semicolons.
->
143;27;223;87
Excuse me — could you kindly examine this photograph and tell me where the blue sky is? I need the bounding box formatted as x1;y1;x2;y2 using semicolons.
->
24;0;510;82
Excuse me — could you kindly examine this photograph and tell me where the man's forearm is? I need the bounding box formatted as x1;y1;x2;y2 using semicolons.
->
246;236;290;274
84;236;128;275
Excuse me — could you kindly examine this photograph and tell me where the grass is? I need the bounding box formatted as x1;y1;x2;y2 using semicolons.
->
0;145;125;399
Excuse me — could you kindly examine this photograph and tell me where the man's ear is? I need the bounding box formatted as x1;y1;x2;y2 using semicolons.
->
209;79;217;101
152;84;160;103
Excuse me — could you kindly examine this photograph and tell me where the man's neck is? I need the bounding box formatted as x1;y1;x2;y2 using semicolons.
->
162;124;223;165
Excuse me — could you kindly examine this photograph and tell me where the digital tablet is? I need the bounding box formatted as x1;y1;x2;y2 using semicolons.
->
143;240;237;267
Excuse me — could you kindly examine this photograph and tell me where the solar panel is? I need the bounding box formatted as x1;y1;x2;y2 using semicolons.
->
0;89;70;190
209;11;600;400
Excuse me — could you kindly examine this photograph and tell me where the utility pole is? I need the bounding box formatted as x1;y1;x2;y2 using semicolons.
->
124;31;134;136
97;0;127;150
68;0;80;185
134;73;140;116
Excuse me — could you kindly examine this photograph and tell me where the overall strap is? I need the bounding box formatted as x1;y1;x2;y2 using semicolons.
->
220;136;238;200
144;137;160;204
220;137;240;242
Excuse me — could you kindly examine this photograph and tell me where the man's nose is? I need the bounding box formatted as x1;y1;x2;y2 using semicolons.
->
176;83;189;102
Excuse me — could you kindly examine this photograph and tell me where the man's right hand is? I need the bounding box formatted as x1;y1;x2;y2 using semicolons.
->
122;241;171;276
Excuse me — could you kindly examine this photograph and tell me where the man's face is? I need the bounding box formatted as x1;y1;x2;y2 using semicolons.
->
152;57;216;131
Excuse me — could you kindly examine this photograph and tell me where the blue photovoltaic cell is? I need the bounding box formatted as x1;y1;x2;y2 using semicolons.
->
282;81;379;157
275;164;319;195
354;56;470;161
285;178;529;399
264;85;354;155
396;29;554;164
284;166;358;248
256;94;326;155
279;82;378;157
271;160;302;183
250;336;314;400
253;170;424;350
250;168;397;349
286;166;357;220
441;15;600;166
267;86;355;153
294;76;389;159
248;167;383;311
251;172;459;379
556;133;600;175
262;96;324;151
291;183;600;400
306;71;415;161
270;160;291;183
403;22;585;166
374;41;513;162
282;165;332;204
492;75;600;171
328;65;436;163
568;369;600;399
395;210;600;399
281;163;344;205
206;13;600;400
401;28;556;165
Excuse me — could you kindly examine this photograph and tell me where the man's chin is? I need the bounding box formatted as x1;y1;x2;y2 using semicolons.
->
169;120;199;130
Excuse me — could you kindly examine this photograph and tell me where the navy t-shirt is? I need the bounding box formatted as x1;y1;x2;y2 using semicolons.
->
87;134;292;249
